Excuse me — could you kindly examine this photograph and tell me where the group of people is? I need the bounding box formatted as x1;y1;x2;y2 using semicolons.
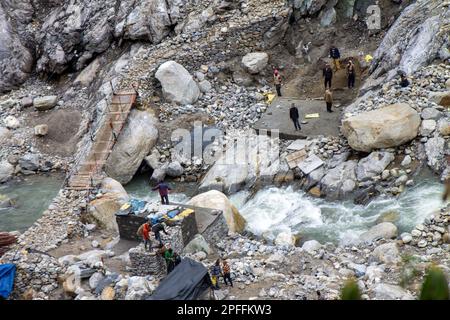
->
210;258;233;290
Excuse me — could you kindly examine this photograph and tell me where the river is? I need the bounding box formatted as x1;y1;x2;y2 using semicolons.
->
0;174;64;232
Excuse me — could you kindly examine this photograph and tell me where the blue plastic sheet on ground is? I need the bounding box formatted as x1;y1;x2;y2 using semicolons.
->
130;199;146;212
167;209;181;219
0;264;16;299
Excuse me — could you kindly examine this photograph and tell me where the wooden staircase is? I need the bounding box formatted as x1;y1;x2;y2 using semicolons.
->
66;90;138;190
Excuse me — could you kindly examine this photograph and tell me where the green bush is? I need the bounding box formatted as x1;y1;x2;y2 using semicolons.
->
340;279;361;300
419;266;449;300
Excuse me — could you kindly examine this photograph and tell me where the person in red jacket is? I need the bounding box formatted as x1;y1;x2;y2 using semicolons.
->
137;221;152;251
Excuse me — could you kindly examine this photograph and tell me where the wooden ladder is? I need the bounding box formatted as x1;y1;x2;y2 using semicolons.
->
66;90;138;190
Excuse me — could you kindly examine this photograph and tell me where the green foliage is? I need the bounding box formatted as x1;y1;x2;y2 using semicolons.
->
419;266;449;300
340;279;361;300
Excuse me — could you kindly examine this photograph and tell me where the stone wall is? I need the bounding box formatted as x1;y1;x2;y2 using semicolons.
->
201;211;228;245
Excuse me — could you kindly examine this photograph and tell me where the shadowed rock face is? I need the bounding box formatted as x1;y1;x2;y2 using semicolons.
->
341;103;421;152
0;5;33;93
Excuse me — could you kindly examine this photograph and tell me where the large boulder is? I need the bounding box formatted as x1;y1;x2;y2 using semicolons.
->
100;177;130;204
105;109;158;184
0;5;33;93
125;276;155;300
155;61;200;105
183;234;212;255
89;196;121;232
199;134;280;194
241;52;269;74
359;222;398;244
320;160;357;199
342;103;421;152
187;190;246;234
0;161;14;183
356;152;395;181
274;231;296;247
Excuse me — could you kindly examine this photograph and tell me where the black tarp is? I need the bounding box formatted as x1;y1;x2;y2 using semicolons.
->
148;258;212;300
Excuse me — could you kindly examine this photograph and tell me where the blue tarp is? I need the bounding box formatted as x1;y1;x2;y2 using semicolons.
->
0;264;16;299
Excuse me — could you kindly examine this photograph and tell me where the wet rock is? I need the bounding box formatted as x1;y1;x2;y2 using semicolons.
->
356;152;395;181
342;103;420;152
424;136;445;172
320;160;357;199
155;61;200;105
34;96;58;111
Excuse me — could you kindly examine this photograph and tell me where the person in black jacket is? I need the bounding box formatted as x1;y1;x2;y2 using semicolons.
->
323;64;333;89
152;222;168;246
289;103;301;131
400;74;410;87
329;46;341;71
347;60;356;88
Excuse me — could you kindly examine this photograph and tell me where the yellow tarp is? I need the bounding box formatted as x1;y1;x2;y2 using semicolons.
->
120;203;131;210
305;113;320;119
166;208;195;222
365;54;373;63
263;92;276;104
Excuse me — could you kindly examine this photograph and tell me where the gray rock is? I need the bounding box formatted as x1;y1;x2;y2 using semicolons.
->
356;152;395;181
0;127;11;142
320;7;336;27
241;52;269;74
302;240;322;254
166;161;184;177
145;149;161;170
425;136;445;172
401;233;412;244
89;272;105;290
125;276;154;300
372;242;401;265
359;222;398;243
105;109;158;184
155;61;200;105
33;96;58;111
183;234;212;255
421;108;442;120
0;5;33;92
19;153;40;171
320;160;357;199
21;97;33;108
400;155;412;167
198;80;212;93
373;284;414;300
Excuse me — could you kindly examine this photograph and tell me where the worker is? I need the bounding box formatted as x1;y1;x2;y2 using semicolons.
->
329;46;341;71
152;222;168;246
152;181;172;204
164;248;175;274
210;259;222;290
174;252;182;267
156;243;167;256
274;69;282;97
289;103;301;131
325;89;333;113
400;74;410;87
347;60;356;89
137;221;152;251
323;63;333;89
222;259;233;287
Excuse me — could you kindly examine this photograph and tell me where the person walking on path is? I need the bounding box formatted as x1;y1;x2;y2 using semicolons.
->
222;260;233;287
210;259;222;290
329;46;341;71
400;73;410;87
323;64;333;89
347;60;356;89
274;69;282;97
152;222;168;246
289;103;301;131
164;248;175;274
325;89;333;113
152;181;172;204
137;221;152;251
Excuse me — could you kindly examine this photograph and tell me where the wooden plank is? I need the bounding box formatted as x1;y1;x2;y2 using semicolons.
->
285;149;307;169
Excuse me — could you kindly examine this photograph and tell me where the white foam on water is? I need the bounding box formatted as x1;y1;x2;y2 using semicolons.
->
231;176;444;245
